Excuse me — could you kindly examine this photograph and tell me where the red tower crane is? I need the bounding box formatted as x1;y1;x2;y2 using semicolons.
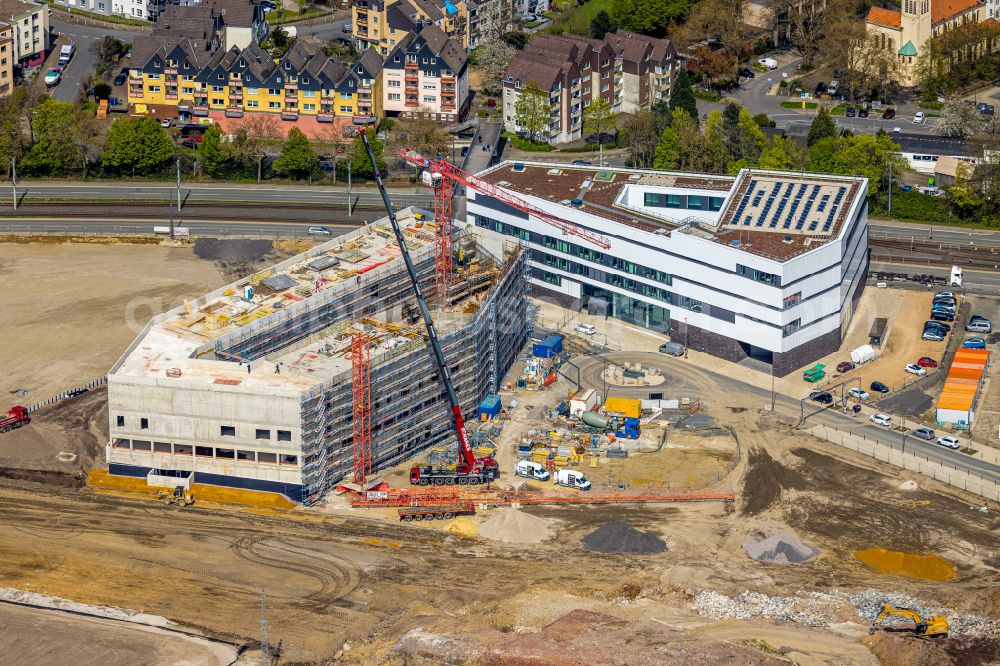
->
398;148;611;298
351;332;372;485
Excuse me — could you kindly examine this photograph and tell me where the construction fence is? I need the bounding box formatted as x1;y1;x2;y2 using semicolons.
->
26;376;107;414
806;423;1000;503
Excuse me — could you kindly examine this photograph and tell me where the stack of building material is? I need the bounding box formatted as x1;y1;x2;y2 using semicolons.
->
936;349;990;428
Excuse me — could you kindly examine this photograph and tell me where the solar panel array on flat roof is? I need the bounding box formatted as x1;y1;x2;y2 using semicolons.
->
725;176;851;236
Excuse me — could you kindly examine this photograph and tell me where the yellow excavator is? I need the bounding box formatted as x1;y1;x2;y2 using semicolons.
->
156;486;195;507
870;604;949;638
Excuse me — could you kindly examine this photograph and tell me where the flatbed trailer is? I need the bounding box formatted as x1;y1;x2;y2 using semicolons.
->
398;502;475;521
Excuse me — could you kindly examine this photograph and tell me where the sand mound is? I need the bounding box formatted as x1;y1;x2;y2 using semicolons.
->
855;548;955;581
743;532;819;564
582;522;666;554
445;517;480;538
478;508;553;544
899;480;919;491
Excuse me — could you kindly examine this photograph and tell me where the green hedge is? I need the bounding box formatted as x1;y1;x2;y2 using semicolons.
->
504;133;554;152
885;188;949;222
780;100;818;109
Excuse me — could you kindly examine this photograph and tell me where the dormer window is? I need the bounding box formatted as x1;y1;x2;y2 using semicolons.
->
357;66;363;74
394;55;401;62
303;77;309;83
277;76;282;83
184;62;190;69
154;60;161;67
217;73;224;79
284;62;290;69
430;58;436;64
240;60;245;68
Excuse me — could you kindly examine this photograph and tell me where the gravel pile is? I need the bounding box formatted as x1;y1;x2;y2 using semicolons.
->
479;508;553;544
693;588;1000;638
582;522;666;554
743;533;819;564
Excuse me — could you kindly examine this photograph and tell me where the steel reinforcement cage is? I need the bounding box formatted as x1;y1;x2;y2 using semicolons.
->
296;241;529;503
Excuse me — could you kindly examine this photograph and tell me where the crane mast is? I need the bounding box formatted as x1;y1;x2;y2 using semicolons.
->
355;130;489;480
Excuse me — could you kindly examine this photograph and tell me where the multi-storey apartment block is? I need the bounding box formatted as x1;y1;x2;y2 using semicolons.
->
0;21;12;97
502;30;677;143
352;0;470;53
381;22;469;121
129;37;383;126
0;0;47;68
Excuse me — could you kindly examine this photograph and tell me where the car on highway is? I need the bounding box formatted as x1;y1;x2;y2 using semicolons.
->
113;68;129;86
882;108;896;119
937;435;961;450
870;413;893;427
43;67;62;87
573;323;597;335
845;106;856;117
870;380;890;393
848;387;870;401
858;107;870;118
917;357;938;368
836;361;855;373
307;226;332;235
913;111;925;123
911;427;936;440
904;363;927;376
809;391;834;404
963;338;987;349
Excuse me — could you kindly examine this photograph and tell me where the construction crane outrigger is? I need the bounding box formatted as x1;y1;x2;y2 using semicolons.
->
356;129;499;486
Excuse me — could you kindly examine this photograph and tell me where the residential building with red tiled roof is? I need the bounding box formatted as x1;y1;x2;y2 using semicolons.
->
502;30;677;144
864;0;989;86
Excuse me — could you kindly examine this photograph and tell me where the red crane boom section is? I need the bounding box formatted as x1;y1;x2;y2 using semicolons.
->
399;149;611;250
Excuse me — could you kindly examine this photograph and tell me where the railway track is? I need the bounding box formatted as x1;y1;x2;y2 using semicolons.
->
869;236;1000;270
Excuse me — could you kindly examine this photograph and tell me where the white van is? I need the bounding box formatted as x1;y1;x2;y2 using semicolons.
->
950;265;963;287
757;57;777;70
515;460;550;481
554;469;591;490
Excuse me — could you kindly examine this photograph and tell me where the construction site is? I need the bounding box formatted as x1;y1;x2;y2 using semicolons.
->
2;141;1000;665
105;209;530;504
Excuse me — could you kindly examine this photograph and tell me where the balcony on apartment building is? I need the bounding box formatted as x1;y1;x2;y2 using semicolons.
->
229;90;243;102
404;94;419;107
225;107;244;118
166;88;178;101
317;112;335;123
281;108;299;120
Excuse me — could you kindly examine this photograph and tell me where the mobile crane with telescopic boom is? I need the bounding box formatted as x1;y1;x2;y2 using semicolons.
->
355;129;499;487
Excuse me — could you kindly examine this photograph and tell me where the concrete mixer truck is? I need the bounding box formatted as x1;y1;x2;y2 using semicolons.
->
580;410;640;439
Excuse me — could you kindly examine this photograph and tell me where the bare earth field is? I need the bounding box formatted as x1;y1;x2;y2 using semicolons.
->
0;242;226;403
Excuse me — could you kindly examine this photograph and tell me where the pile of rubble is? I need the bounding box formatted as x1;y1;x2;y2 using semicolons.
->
694;588;1000;638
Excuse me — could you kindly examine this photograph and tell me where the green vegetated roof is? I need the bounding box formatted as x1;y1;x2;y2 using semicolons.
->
898;40;918;57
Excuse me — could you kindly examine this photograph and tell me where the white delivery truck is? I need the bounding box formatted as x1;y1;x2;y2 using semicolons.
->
554;469;591;490
515;460;550;481
950;265;963;287
59;43;75;66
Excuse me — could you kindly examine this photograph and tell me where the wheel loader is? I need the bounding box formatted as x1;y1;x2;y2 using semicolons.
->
156;486;194;507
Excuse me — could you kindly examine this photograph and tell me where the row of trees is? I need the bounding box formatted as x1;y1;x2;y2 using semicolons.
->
646;103;902;202
0;86;388;181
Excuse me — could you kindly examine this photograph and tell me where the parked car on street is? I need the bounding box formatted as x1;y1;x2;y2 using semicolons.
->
307;226;332;235
809;391;834;404
882;108;896;119
43;67;62;87
573;323;596;335
113;67;129;86
848;387;870;401
937;435;961;450
870;381;890;393
924;321;950;332
739;68;756;79
913;111;925;123
836;361;855;373
858;107;869;118
814;81;826;95
966;318;992;334
917;357;938;368
904;363;927;376
870;413;893;427
758;57;778;70
921;329;944;341
911;427;936;440
963;338;987;349
845;106;856;117
658;342;685;356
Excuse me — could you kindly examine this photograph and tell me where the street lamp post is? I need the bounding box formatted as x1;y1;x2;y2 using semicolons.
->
11;157;16;211
176;157;182;211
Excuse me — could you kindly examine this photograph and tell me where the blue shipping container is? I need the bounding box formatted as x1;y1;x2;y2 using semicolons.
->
532;342;557;359
544;334;563;354
478;394;502;419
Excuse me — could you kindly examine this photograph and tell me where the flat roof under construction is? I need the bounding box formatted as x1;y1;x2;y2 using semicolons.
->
110;209;499;393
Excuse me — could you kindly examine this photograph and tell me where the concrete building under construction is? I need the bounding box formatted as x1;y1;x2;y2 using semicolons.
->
105;210;530;503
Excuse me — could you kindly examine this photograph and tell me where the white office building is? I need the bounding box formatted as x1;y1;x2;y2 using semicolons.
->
467;163;870;376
